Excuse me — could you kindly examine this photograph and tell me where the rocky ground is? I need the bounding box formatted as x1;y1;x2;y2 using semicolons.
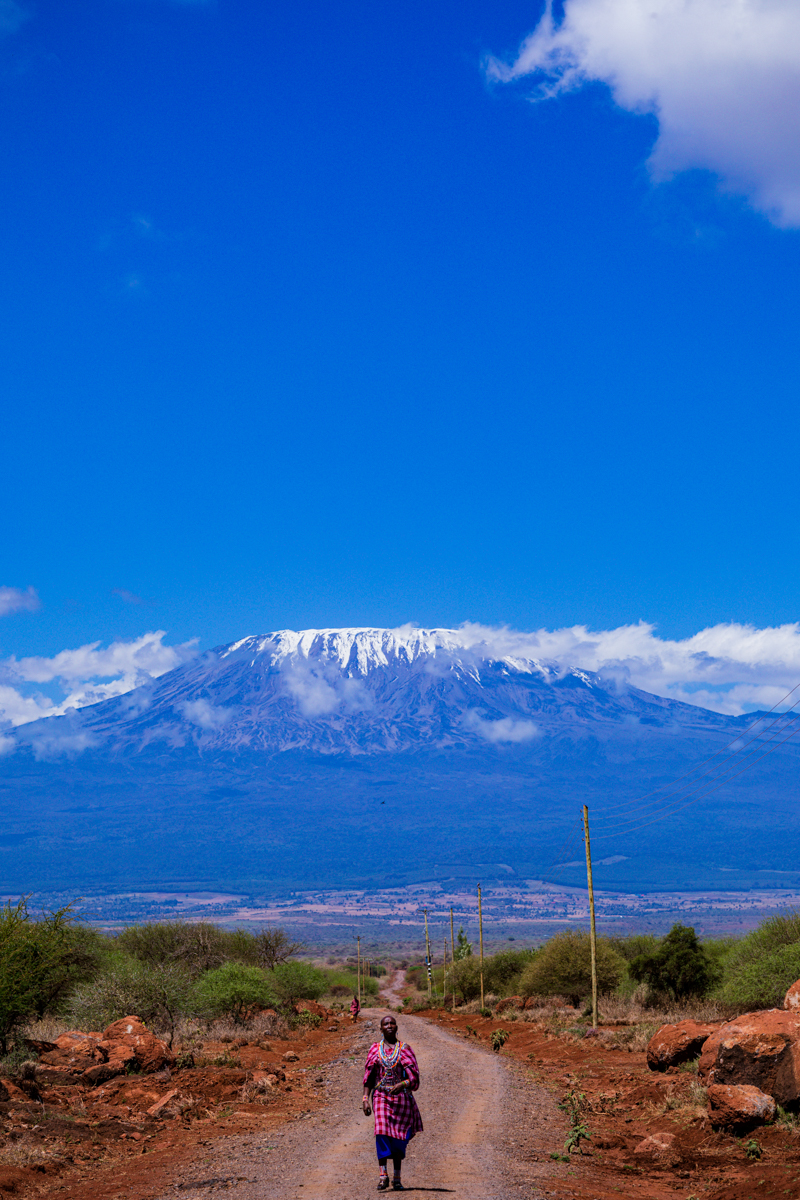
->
3;978;800;1199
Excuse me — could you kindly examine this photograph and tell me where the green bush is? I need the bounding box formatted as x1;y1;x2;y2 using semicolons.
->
0;897;104;1054
324;969;378;998
518;931;624;1007
719;941;800;1010
629;925;712;1001
67;953;194;1043
484;948;537;996
714;910;800;1011
270;961;327;1007
193;962;277;1024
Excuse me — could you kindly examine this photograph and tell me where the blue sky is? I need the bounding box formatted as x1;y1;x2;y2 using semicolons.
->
2;0;800;719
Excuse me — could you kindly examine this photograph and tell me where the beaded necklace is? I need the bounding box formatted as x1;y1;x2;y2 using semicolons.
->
378;1038;403;1069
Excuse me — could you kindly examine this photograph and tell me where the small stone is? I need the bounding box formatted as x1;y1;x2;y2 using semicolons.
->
283;1052;300;1062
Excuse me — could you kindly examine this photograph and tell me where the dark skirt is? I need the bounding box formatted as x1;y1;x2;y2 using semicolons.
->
375;1132;414;1161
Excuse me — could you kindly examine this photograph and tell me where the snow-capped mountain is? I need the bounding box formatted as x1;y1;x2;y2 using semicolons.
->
12;626;733;758
3;628;799;900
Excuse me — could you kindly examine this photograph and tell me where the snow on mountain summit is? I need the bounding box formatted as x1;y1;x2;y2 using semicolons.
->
10;624;737;760
222;625;556;679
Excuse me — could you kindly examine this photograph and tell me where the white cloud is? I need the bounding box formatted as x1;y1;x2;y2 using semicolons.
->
0;631;197;727
464;710;540;743
179;698;233;730
487;0;800;227
0;586;39;617
282;659;373;719
456;620;800;715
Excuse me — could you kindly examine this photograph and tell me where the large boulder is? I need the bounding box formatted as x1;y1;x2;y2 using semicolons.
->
82;1016;175;1083
647;1020;719;1071
39;1031;103;1075
784;979;800;1011
707;1084;776;1130
698;1009;800;1105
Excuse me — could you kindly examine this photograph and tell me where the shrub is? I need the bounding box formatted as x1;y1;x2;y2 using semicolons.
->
719;943;800;1011
193;963;277;1024
629;925;712;1001
270;961;327;1007
717;910;800;1010
0;898;103;1054
518;931;624;1007
67;954;194;1043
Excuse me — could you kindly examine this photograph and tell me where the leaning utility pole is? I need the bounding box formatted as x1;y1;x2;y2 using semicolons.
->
477;883;485;1012
423;908;433;1002
450;907;456;1013
356;934;362;1007
582;805;598;1028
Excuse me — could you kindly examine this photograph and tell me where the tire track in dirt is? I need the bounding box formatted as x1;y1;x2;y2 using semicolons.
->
155;1003;564;1200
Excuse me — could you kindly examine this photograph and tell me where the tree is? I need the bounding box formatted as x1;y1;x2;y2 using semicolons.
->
0;897;101;1054
67;955;193;1045
629;924;711;1001
254;928;302;970
192;963;277;1024
270;962;327;1007
454;927;472;960
518;931;624;1007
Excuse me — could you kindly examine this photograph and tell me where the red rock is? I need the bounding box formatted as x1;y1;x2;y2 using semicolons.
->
698;1009;800;1105
146;1088;179;1116
294;1000;328;1018
647;1021;719;1071
494;996;524;1014
784;979;800;1011
633;1132;677;1161
707;1083;776;1129
99;1016;175;1074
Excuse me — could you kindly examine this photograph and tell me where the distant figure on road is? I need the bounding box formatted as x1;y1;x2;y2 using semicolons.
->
362;1014;423;1191
350;994;360;1022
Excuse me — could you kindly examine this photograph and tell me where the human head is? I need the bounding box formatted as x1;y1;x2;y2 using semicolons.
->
380;1015;398;1042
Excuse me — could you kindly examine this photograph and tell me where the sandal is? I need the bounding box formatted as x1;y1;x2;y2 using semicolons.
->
377;1177;390;1191
391;1182;405;1191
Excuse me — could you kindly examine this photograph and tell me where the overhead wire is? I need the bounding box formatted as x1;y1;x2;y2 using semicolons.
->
591;714;800;840
588;680;800;821
590;700;800;829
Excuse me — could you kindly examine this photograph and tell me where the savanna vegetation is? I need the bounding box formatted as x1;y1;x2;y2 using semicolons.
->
403;911;800;1031
0;897;377;1068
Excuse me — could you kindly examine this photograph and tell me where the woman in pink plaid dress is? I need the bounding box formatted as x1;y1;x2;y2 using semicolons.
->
362;1015;423;1191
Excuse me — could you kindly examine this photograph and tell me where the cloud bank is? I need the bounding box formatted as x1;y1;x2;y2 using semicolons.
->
1;620;800;734
0;631;197;727
456;620;800;715
487;0;800;227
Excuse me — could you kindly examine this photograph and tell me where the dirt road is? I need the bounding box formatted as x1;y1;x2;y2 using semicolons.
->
156;1002;563;1200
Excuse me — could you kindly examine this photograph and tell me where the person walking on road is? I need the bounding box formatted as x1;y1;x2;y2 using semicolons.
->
362;1014;423;1191
350;994;360;1022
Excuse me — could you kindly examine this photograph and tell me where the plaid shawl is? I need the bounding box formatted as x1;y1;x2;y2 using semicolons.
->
363;1042;424;1140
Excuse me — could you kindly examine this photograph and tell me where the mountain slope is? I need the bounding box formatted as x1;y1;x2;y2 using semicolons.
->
2;627;798;897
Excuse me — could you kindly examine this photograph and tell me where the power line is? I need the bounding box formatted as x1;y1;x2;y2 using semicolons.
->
591;717;800;841
591;703;800;829
590;680;800;820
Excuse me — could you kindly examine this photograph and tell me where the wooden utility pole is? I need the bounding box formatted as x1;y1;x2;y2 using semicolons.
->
444;938;448;1005
450;907;456;1013
582;805;598;1028
356;935;362;1007
423;908;433;1002
477;884;485;1012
